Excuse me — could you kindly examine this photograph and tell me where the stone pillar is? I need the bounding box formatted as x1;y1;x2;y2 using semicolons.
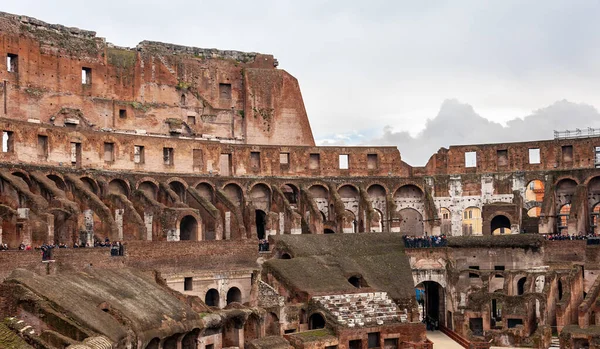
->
115;209;124;240
144;212;153;241
225;212;231;240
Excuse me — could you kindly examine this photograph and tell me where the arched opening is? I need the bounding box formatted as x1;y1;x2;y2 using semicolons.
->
205;289;219;307
244;313;260;342
371;209;383;232
139;181;158;201
163;334;179;349
195;183;213;202
309;313;326;330
525;180;545;203
227;287;242;305
169;181;187;203
47;174;66;191
281;253;291;259
223;183;243;206
256;209;267;240
265;312;280;336
324;228;335;234
527;207;541;218
517;277;526;295
145;338;160;349
80;177;98;195
250;183;271;212
180;215;198;241
558;204;571;233
281;184;298;205
109;179;129;197
491;215;511;235
398;208;424;236
345;209;357;233
588;177;600;233
320;211;327;223
180;94;186;106
12;172;31;189
415;281;445;330
462;207;482;235
491;297;503;329
348;275;368;288
440;208;451;235
181;331;198;349
309;185;329;219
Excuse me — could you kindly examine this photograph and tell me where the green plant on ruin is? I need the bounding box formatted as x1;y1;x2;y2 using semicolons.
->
130;101;161;113
24;86;46;99
237;110;245;118
176;81;192;92
165;118;183;128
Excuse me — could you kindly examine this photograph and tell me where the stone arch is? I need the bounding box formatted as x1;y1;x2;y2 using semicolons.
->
415;280;446;326
108;178;130;197
525;179;545;203
138;180;159;201
179;215;199;241
223;182;244;206
393;183;425;198
367;183;388;196
309;312;326;330
162;333;180;349
491;215;511;235
281;183;299;204
556;178;578;207
592;203;600;233
227;287;242;305
249;183;271;212
558;204;571;233
371;208;383;232
280;252;292;259
344;209;357;233
195;182;214;202
338;184;360;218
180;93;186;106
47;174;66;191
205;289;219;307
265;312;280;336
169;180;187;203
398;208;423;235
181;330;199;349
244;313;261;342
11;170;31;188
145;338;160;349
309;184;329;220
80;176;99;195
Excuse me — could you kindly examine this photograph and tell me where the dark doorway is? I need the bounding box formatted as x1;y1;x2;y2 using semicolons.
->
517;277;526;295
180;215;198;241
205;289;219;307
491;215;511;235
227;287;242;304
309;313;325;329
256;210;266;239
324;228;335;234
469;318;483;336
415;281;445;329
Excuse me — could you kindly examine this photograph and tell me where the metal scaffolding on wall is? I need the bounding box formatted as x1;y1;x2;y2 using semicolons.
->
554;127;600;140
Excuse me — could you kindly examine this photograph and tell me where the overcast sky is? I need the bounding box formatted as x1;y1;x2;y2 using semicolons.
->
4;1;600;165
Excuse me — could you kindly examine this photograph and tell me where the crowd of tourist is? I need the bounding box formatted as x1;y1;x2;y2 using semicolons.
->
544;232;600;244
403;234;447;248
0;238;125;257
258;239;270;252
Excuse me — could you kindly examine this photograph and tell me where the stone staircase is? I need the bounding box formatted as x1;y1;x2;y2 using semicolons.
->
549;336;560;348
311;292;408;328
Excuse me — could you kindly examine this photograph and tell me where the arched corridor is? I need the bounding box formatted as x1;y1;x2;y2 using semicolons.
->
415;281;445;330
180;215;198;241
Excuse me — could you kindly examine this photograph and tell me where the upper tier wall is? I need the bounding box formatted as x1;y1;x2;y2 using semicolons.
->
0;12;315;146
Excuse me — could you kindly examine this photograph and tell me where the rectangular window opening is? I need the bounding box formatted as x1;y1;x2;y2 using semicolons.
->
528;148;541;164
219;83;232;100
134;145;145;164
562;145;573;162
6;53;18;73
465;151;477;168
82;67;92;85
349;340;362;349
596;146;600;168
206;344;214;349
220;153;232;176
187;115;196;125
280;152;290;171
163;147;174;166
37;135;48;159
104;142;114;162
71;142;81;166
367;153;378;170
2;131;13;153
383;339;397;349
119;109;127;118
250;152;261;171
184;277;193;291
497;149;508;167
507;318;523;328
309;153;320;170
193;149;203;170
367;332;380;348
339;154;349;170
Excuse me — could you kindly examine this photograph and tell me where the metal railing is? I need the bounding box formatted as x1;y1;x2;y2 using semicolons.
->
554;127;600;140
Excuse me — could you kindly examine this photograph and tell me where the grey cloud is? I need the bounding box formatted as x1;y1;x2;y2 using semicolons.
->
366;99;600;166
